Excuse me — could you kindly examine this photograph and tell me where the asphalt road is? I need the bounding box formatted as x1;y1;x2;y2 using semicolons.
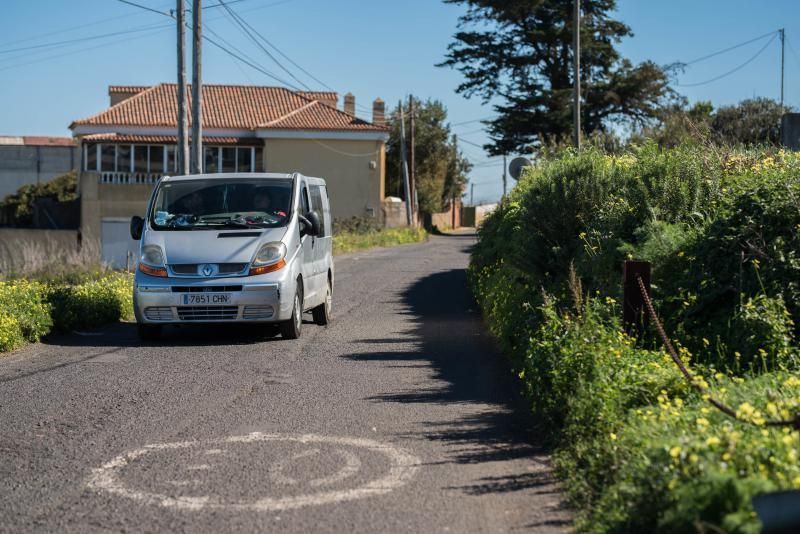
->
0;231;569;533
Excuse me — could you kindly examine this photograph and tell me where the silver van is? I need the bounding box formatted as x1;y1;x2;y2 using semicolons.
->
129;172;333;341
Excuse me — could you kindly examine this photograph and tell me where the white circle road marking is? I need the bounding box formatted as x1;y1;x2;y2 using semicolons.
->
87;432;420;512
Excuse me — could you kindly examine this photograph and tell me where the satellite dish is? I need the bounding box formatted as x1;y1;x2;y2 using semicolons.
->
508;157;532;181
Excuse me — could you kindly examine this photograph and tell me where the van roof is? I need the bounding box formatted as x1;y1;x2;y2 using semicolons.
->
161;172;293;182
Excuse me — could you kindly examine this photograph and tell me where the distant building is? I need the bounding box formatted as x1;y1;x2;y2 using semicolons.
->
70;84;390;266
0;136;77;198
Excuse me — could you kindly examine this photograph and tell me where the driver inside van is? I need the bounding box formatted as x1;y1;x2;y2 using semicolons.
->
254;188;286;218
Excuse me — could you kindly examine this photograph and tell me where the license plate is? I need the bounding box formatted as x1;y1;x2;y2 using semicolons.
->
182;293;231;305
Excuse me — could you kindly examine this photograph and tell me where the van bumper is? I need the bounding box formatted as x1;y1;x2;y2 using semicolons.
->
133;270;296;325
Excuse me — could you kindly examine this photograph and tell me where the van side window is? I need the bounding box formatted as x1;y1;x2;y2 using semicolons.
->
309;185;326;237
300;185;310;214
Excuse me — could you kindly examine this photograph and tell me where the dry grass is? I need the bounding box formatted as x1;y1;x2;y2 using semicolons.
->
0;235;108;281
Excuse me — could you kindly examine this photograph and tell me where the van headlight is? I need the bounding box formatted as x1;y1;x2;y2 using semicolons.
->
250;242;287;275
139;244;168;277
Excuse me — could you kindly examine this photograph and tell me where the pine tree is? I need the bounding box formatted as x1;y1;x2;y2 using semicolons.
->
439;0;674;155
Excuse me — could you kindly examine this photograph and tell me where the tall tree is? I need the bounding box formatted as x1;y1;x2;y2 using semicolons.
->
439;0;674;155
386;98;471;214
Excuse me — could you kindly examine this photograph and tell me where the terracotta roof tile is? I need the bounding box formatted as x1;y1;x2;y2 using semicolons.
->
0;135;75;146
262;101;382;131
108;85;149;94
72;84;386;133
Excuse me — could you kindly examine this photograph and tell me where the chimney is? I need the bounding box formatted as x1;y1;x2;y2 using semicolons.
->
372;98;385;126
108;86;147;106
344;92;355;117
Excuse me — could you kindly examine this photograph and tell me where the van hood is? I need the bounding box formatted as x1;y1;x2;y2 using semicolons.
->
146;227;289;265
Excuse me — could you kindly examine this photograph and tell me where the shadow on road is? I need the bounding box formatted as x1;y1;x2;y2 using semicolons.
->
41;321;288;349
345;259;567;509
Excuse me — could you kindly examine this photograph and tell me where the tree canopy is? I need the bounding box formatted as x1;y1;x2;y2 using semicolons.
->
439;0;675;155
385;98;471;214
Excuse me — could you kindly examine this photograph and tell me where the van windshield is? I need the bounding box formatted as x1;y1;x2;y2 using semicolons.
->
149;178;293;230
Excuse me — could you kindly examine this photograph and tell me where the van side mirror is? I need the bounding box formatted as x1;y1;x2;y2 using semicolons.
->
130;216;144;240
306;211;322;237
298;213;321;237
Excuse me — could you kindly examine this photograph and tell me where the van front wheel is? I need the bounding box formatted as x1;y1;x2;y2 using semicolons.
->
280;288;303;340
312;280;332;326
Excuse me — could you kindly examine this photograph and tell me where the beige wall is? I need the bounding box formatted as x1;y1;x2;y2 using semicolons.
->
80;171;154;240
263;138;385;222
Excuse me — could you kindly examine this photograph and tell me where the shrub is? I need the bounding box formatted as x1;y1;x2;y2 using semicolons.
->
470;143;800;531
46;273;134;333
0;280;52;345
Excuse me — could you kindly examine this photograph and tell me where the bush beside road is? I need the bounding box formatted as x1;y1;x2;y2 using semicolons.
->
0;273;133;352
470;143;800;532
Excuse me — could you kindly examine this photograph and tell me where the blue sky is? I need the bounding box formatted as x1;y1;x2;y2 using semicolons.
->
1;0;799;204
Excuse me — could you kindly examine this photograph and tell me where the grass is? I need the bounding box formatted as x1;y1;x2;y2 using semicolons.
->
333;226;428;255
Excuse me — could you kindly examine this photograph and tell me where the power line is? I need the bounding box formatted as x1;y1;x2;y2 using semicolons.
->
677;33;779;87
457;137;486;149
0;1;171;48
0;26;168;73
451;116;496;127
219;0;334;92
216;0;312;90
680;29;779;67
0;21;170;55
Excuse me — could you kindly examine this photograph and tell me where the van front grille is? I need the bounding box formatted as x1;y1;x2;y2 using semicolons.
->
177;306;238;321
242;305;274;319
169;263;247;276
144;307;174;321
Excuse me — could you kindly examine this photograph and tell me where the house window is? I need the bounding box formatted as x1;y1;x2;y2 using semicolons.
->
100;144;116;172
166;145;177;173
133;145;148;173
204;146;218;173
254;146;264;171
236;147;252;172
221;147;236;172
85;143;97;171
150;145;164;173
118;145;132;173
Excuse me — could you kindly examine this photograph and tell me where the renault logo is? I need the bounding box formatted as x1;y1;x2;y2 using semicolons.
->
199;264;215;277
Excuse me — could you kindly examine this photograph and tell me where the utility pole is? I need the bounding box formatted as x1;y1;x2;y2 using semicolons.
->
176;0;189;175
399;102;413;226
409;95;416;225
190;0;203;174
502;154;507;198
780;28;785;107
452;134;458;228
470;183;474;206
573;0;581;149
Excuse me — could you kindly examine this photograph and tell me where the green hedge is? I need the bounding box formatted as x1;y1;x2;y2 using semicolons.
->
470;143;800;531
0;272;134;352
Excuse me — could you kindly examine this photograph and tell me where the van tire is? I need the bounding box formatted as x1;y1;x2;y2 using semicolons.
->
138;324;162;341
280;285;303;340
312;279;332;326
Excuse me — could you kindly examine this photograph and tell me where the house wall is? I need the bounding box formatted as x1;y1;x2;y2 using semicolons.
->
263;139;385;222
0;145;78;198
80;171;153;240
